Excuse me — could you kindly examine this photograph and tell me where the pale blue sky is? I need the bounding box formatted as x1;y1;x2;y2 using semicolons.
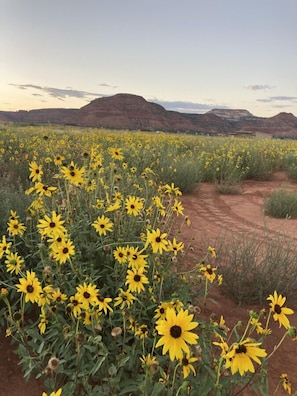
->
1;0;297;117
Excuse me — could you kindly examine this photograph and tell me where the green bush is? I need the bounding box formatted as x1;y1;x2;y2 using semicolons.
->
264;189;297;218
217;231;297;304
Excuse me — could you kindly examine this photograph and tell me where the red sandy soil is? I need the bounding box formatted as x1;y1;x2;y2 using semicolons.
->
1;172;297;395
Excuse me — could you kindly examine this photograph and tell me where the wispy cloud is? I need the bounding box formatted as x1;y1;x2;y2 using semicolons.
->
245;84;274;91
10;83;102;101
152;99;229;114
98;82;119;89
257;96;297;103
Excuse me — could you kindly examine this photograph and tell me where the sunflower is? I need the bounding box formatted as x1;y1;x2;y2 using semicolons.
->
154;302;172;320
280;373;292;395
92;215;113;236
76;282;99;309
16;270;42;303
96;295;113;315
125;267;149;293
180;353;198;378
164;183;182;196
51;288;68;304
42;389;62;396
54;154;65;166
51;238;75;264
267;291;294;329
172;199;184;216
5;252;24;274
38;308;48;334
199;263;217;283
61;161;85;186
113;246;128;264
114;288;136;310
37;211;66;238
146;228;168;254
125;195;144;216
224;338;267;376
0;235;12;259
29;161;43;182
38;285;54;306
167;237;184;256
34;182;57;197
68;294;84;318
139;353;159;370
108;147;124;161
127;246;148;269
135;324;149;339
155;308;199;361
7;218;26;237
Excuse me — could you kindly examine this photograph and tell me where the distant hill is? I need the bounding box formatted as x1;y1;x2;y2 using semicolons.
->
1;93;297;137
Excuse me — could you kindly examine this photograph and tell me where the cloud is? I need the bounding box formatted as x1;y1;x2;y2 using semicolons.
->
152;99;230;114
257;96;297;103
98;82;119;89
245;84;274;91
10;83;102;101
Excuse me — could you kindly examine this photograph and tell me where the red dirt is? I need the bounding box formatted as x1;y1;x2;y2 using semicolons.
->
1;172;297;395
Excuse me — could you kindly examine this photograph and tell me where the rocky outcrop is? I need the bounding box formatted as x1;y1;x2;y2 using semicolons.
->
1;93;297;137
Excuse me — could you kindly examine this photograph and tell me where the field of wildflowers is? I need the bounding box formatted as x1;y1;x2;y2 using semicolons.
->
0;123;297;395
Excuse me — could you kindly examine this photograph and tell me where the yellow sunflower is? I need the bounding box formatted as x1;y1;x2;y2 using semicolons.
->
92;215;113;236
113;246;127;264
61;161;85;186
167;237;184;256
5;252;24;274
180;353;198;378
125;195;144;216
125;267;149;293
51;238;75;264
155;308;199;361
42;388;62;396
0;235;12;258
199;263;217;283
146;228;168;254
96;295;113;315
37;211;66;238
29;161;43;182
224;338;267;376
7;218;26;237
16;270;42;303
114;288;136;310
76;282;99;309
267;291;294;329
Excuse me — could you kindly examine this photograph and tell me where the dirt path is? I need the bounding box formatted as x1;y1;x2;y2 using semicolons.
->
1;172;297;395
178;172;297;395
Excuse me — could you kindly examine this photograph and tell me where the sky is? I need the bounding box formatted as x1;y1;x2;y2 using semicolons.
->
1;0;297;117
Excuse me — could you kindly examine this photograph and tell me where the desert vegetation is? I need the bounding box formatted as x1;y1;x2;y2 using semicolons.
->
0;123;297;395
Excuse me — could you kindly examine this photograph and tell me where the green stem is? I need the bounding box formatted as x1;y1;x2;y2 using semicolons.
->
267;330;289;359
169;362;180;396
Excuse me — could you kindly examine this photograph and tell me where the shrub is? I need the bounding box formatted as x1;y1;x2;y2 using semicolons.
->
264;189;297;219
217;231;297;304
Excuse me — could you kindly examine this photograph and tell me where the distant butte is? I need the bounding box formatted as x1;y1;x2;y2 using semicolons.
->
1;93;297;137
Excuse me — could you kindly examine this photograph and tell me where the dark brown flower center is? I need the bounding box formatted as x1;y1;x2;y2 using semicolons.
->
274;304;282;314
83;292;90;299
63;247;69;254
236;344;247;354
182;357;189;366
134;274;141;282
50;222;56;228
170;325;182;338
156;237;161;243
26;285;34;293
